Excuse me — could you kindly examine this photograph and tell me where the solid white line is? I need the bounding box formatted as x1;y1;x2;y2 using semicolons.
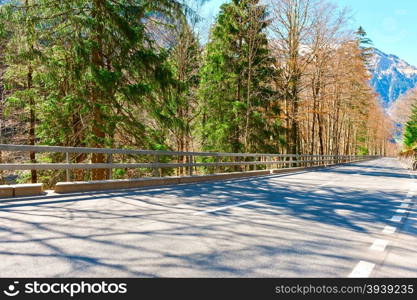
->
349;261;375;278
400;203;410;209
396;209;407;214
193;200;260;215
390;215;402;222
382;225;396;234
370;239;389;252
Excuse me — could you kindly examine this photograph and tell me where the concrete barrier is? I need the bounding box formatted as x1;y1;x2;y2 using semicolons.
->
53;160;371;194
13;183;44;196
55;177;182;193
178;170;271;184
0;185;14;198
53;168;312;194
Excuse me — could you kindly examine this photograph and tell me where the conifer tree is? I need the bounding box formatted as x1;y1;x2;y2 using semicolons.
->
404;104;417;149
168;21;201;153
2;0;40;182
355;26;374;68
199;0;280;153
4;0;186;180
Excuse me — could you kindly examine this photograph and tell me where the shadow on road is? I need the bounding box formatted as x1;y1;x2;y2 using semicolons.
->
0;158;415;277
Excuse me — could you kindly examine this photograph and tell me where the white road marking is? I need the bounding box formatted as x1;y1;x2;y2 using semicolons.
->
317;181;335;188
382;225;396;234
335;209;351;216
403;199;412;203
370;239;389;252
349;261;375;278
396;209;407;214
390;215;403;222
400;203;410;209
193;200;260;215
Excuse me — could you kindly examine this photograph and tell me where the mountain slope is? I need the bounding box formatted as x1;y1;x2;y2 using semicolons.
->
369;48;417;109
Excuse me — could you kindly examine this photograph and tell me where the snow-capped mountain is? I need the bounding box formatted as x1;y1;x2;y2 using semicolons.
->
370;48;417;109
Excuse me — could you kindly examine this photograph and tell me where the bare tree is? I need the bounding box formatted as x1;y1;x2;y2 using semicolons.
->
269;0;317;154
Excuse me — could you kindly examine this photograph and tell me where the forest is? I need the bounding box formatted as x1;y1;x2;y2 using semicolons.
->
0;0;399;184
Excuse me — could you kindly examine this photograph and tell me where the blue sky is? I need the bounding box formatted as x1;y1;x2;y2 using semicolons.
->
200;0;417;66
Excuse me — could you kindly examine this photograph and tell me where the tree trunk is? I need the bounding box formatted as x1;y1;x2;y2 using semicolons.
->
28;64;37;183
91;0;106;180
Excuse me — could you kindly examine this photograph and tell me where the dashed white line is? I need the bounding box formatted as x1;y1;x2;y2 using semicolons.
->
400;203;410;209
193;200;260;215
382;225;396;234
370;239;389;252
396;209;407;214
390;215;403;222
349;261;375;278
317;180;335;188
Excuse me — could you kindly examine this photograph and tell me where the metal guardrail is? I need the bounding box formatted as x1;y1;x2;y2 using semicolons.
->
0;144;378;181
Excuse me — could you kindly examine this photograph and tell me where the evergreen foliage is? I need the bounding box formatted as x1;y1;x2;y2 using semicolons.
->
404;104;417;149
199;0;281;153
0;0;396;184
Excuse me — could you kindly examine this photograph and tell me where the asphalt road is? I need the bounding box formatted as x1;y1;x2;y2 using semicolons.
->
0;158;416;277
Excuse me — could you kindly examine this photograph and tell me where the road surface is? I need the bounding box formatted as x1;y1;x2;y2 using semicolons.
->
0;158;416;277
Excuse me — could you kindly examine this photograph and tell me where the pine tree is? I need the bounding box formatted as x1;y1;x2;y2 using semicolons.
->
199;0;280;153
168;22;201;152
2;0;40;182
404;104;417;149
355;26;374;68
4;0;186;180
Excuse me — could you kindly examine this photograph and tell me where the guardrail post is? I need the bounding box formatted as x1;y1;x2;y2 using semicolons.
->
152;155;159;177
66;152;71;182
188;155;193;176
108;153;113;179
215;156;220;174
